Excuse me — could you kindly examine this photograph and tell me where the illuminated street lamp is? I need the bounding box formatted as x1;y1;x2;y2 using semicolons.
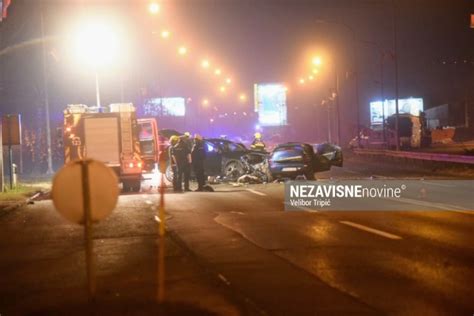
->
178;46;187;56
312;68;319;75
308;75;315;81
219;86;226;93
299;78;305;85
160;30;170;39
72;19;121;107
201;59;210;69
312;56;322;66
148;2;160;14
225;77;232;85
202;98;210;107
214;68;222;76
239;93;247;102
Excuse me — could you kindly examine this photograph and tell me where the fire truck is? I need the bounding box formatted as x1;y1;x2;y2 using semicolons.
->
63;103;146;192
137;117;160;173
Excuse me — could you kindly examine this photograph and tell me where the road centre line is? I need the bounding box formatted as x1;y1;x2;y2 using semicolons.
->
298;207;318;212
421;181;456;188
343;169;362;175
246;189;267;196
340;221;403;240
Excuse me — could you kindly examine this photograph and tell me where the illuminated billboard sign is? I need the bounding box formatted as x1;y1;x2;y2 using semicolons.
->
370;98;423;124
143;97;186;117
254;83;287;126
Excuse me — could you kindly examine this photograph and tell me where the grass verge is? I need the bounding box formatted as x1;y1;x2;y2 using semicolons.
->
0;183;46;201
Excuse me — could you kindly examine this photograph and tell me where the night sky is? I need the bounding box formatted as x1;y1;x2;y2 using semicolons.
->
1;0;473;142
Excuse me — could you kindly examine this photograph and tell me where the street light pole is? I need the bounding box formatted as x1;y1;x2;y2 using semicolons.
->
95;70;101;108
360;40;391;146
40;0;54;175
335;66;341;145
392;0;400;150
327;103;332;143
380;51;386;145
315;19;360;147
321;99;331;142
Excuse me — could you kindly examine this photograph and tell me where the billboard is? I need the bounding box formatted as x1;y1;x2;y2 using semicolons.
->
143;97;186;117
370;98;423;125
254;83;287;126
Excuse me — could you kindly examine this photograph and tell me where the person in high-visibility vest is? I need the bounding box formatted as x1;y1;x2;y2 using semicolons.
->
169;135;180;191
251;132;266;151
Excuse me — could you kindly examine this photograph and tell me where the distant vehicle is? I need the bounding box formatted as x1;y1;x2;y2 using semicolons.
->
268;142;343;180
349;113;430;150
63;103;143;192
161;138;267;181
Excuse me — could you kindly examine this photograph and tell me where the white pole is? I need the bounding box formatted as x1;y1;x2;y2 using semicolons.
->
40;1;54;175
95;71;101;108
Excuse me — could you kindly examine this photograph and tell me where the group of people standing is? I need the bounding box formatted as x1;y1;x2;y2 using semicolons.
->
169;133;206;192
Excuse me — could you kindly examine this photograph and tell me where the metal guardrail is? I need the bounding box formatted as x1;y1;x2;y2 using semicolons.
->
353;148;474;165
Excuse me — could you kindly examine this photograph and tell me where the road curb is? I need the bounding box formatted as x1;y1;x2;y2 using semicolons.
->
0;191;44;218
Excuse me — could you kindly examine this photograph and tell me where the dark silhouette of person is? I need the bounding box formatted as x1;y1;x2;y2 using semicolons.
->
171;137;191;192
192;134;206;191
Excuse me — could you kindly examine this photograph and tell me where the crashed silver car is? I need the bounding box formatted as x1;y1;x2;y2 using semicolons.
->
268;142;343;180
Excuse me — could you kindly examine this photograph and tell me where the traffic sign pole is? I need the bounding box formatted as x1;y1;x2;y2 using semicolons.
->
80;160;96;303
8;144;12;189
7;116;13;189
157;172;166;303
52;159;119;305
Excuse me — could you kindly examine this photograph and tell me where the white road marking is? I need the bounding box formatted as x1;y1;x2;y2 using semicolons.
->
230;211;245;215
340;221;402;240
145;200;153;205
154;215;161;223
371;174;391;179
246;189;267;196
421;181;455;188
298;207;319;213
218;273;231;285
344;169;362;175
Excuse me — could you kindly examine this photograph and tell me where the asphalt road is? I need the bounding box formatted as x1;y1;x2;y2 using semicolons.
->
1;161;473;315
159;163;474;315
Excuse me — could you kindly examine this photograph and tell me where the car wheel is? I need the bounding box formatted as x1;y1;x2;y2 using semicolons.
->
165;165;174;182
224;161;244;181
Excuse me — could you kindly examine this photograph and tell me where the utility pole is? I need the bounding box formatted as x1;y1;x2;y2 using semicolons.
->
314;19;360;147
355;57;361;147
40;1;54;174
392;0;400;150
380;51;386;145
335;67;341;145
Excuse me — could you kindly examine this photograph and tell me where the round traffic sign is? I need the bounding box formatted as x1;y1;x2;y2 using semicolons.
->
52;159;119;224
